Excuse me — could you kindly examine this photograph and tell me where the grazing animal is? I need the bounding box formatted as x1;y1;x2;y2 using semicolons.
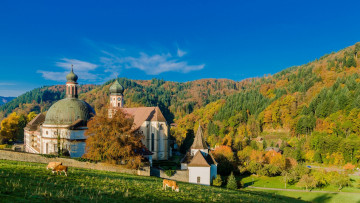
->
163;179;179;192
52;165;68;176
46;162;62;170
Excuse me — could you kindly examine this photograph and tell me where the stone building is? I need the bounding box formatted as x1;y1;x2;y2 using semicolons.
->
24;70;170;161
181;125;217;185
24;68;95;157
108;80;170;160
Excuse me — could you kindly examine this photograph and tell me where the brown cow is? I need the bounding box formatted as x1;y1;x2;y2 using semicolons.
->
46;162;62;170
52;165;68;176
163;179;179;192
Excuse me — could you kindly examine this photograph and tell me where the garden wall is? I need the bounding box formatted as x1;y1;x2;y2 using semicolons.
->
0;149;150;176
151;167;189;182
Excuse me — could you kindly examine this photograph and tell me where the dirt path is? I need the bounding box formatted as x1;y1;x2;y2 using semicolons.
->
246;186;360;194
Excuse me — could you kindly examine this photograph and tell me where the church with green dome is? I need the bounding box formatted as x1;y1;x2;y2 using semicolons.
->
24;68;170;160
24;68;95;157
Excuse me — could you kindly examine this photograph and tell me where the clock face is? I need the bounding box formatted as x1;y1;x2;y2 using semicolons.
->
117;97;121;101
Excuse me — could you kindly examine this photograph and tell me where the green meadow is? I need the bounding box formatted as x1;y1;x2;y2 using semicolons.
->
0;160;304;202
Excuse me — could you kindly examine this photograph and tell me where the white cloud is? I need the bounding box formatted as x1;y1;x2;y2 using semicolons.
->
38;59;99;82
177;48;187;57
56;58;98;71
123;52;204;75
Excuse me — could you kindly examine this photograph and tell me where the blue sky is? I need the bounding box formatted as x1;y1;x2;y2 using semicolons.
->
1;0;360;96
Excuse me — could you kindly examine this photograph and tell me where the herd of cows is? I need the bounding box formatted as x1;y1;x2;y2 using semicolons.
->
45;162;180;192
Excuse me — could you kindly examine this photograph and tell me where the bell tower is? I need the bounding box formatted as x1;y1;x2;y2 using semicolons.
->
65;65;78;99
108;79;124;117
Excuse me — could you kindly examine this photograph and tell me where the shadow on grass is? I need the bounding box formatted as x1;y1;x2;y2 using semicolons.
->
311;193;335;203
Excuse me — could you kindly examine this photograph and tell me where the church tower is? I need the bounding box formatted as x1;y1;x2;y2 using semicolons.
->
65;66;79;98
108;79;124;118
190;123;209;155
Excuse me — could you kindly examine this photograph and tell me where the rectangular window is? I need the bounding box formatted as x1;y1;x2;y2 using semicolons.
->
151;133;154;151
197;177;201;184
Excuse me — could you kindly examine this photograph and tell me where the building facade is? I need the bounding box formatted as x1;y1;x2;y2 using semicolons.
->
24;68;95;157
108;80;170;160
181;124;217;185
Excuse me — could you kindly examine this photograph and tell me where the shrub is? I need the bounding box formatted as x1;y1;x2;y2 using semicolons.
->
213;175;222;187
343;163;355;171
164;169;175;177
226;172;238;190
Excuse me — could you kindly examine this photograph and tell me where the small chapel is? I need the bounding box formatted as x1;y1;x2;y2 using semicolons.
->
181;124;217;185
24;69;170;161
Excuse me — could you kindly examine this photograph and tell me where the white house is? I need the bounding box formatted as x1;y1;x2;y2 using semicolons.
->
181;124;217;185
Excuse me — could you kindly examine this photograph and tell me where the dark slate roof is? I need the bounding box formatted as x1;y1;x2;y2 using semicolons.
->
69;119;87;129
181;152;193;164
24;113;45;131
187;151;217;167
191;124;208;150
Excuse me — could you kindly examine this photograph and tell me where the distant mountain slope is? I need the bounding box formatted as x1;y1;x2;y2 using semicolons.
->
0;85;96;121
0;78;240;122
0;96;15;106
173;42;360;148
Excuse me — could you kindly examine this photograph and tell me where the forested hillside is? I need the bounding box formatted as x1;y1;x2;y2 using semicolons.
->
173;42;360;167
2;42;360;167
0;78;240;123
0;85;96;121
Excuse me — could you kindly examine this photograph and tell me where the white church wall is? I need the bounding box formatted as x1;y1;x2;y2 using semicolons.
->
188;166;211;185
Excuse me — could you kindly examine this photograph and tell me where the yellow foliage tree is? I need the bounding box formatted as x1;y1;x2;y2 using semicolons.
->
0;112;20;142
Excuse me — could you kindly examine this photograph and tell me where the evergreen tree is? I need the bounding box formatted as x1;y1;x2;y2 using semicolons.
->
226;172;238;190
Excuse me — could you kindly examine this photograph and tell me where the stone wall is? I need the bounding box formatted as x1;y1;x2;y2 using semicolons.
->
151;167;189;182
0;149;150;176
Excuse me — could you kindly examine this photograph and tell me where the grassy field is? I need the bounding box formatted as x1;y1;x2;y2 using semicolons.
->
245;188;360;203
0;160;305;203
242;174;360;203
241;174;360;193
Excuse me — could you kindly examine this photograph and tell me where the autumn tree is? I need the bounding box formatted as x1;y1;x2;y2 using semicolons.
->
0;112;20;143
212;145;235;176
84;109;145;169
296;174;317;191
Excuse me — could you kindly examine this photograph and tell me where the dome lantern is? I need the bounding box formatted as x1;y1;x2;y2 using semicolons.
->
66;66;78;83
109;79;124;95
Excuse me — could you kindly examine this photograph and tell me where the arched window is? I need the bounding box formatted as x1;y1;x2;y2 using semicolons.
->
67;86;70;94
151;133;154;151
72;86;75;95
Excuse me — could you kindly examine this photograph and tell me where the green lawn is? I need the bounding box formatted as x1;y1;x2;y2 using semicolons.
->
0;160;304;202
241;174;360;193
245;188;360;203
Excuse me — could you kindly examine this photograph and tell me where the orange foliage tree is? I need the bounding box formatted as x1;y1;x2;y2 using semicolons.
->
84;109;144;169
212;145;235;176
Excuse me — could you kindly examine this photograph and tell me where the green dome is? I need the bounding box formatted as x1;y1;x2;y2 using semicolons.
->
43;98;95;125
66;68;78;83
109;80;124;94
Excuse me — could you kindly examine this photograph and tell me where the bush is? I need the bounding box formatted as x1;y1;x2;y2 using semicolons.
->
213;175;222;187
226;172;238;190
164;169;175;177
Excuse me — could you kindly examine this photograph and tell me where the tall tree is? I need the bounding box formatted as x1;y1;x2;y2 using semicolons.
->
84;109;145;169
